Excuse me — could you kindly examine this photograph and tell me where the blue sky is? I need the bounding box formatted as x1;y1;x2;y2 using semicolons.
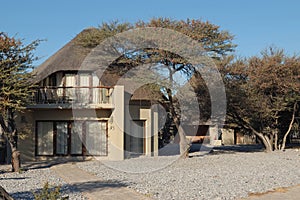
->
1;0;300;65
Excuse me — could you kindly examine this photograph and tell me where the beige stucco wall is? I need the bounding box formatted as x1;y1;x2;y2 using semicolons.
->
17;108;114;162
32;109;112;121
151;105;159;156
18;85;158;162
108;85;124;160
209;124;219;145
221;128;235;145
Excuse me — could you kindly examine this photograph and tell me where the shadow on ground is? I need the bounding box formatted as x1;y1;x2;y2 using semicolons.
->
71;180;128;193
158;143;266;158
21;157;94;171
188;144;265;158
211;144;265;153
10;179;128;199
190;143;300;157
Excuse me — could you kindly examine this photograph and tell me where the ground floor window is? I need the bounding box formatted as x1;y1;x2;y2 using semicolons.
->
85;121;107;156
36;120;107;156
37;122;53;155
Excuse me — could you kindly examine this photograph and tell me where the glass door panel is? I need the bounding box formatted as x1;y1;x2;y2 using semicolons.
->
85;121;107;156
130;120;145;155
37;122;53;155
71;122;83;154
56;122;68;155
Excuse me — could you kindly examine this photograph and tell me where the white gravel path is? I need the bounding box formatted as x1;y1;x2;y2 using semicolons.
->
77;147;300;200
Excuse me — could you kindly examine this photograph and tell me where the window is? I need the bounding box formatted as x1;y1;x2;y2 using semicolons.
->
56;122;68;155
92;75;100;104
85;121;107;156
36;121;107;156
71;122;83;154
65;74;76;101
36;122;53;155
79;73;90;104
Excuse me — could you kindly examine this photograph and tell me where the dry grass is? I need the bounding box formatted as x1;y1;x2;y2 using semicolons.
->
247;184;300;198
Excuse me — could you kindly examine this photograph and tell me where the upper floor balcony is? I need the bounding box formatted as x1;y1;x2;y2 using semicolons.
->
28;86;114;109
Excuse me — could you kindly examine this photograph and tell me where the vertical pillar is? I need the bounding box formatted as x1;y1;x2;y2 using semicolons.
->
109;85;124;160
209;123;219;146
153;108;159;156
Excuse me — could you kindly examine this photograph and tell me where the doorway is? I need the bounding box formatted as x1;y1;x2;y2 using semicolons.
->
126;120;145;157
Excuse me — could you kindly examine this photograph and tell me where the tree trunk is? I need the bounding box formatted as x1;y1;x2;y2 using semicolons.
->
269;133;274;150
248;126;272;151
172;114;190;158
11;149;20;172
264;137;273;152
281;102;297;150
8;138;21;172
247;125;272;151
0;186;14;200
0;113;21;172
164;64;193;158
234;114;274;152
274;132;278;150
177;125;190;158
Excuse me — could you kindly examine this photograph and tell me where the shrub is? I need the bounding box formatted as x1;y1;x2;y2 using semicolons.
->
33;182;68;200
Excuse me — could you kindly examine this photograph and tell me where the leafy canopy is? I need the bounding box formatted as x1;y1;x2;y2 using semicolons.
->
0;32;39;115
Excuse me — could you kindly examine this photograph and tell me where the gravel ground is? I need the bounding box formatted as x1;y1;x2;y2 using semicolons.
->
0;145;299;200
0;165;85;199
77;146;300;200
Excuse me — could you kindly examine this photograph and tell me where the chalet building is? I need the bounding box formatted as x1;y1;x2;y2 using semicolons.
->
1;28;268;164
15;29;160;161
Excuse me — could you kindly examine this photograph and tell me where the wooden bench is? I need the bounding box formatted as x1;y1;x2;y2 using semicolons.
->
187;136;210;143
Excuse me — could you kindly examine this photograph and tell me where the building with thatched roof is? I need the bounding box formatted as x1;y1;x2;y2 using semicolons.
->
17;29;161;161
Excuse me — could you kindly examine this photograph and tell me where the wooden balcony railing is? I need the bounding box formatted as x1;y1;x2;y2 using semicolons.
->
30;86;113;105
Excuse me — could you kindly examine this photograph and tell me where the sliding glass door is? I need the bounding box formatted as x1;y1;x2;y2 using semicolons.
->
85;121;107;156
36;122;53;155
129;120;145;155
36;121;107;156
56;122;68;155
71;122;83;154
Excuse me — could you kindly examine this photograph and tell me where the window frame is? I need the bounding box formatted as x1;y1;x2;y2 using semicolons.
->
35;120;108;157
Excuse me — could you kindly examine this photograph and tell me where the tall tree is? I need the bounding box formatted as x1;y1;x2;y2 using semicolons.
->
0;32;39;171
77;18;236;156
224;48;300;151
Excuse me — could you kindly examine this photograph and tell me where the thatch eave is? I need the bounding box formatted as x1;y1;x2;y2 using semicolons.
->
33;28;96;83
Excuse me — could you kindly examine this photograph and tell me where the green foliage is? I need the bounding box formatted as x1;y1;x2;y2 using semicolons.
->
76;21;133;48
224;47;300;150
76;18;236;57
136;18;236;57
33;182;67;200
76;18;236;153
0;32;40;171
0;32;40;115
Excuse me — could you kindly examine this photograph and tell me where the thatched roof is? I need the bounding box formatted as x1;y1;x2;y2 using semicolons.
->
34;28;165;102
34;28;95;82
